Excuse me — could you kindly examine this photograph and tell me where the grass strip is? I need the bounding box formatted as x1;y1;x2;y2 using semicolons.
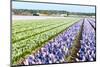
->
65;19;84;63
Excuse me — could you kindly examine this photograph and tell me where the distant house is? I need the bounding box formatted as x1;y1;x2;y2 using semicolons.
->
33;13;39;16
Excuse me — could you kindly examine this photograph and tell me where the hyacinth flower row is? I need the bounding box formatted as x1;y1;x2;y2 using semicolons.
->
75;18;96;62
22;19;83;65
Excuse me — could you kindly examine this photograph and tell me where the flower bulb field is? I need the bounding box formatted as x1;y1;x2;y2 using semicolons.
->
12;17;96;65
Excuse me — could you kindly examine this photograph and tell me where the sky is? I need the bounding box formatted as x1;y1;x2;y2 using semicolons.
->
12;1;95;13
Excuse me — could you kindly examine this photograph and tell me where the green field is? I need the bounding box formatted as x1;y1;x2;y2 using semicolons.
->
12;17;81;64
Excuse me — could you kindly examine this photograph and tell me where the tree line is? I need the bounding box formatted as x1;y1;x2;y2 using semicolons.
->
12;9;95;17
